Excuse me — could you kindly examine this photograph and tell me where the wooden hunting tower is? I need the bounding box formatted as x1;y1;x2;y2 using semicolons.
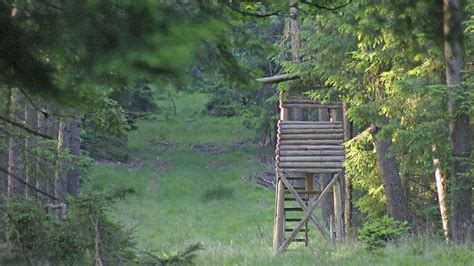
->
272;95;345;254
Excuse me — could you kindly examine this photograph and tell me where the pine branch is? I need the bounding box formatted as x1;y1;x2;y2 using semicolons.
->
300;0;352;11
227;3;281;18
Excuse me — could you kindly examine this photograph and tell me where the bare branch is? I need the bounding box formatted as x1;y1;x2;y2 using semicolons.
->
0;115;53;139
0;166;58;200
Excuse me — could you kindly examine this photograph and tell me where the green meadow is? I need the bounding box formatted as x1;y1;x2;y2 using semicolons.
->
87;92;473;266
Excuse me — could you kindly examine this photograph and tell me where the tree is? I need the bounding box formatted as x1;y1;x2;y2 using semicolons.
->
443;0;472;244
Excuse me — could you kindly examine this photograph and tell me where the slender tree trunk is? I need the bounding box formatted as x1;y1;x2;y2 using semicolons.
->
289;5;300;63
443;0;472;244
46;112;59;206
67;117;81;196
433;158;450;241
320;108;334;229
342;103;353;237
371;124;411;222
24;103;37;199
54;119;68;205
7;88;22;195
36;109;47;203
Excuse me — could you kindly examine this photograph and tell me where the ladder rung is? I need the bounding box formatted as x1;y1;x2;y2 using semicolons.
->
284;197;309;201
285;228;305;232
285;190;320;194
286;218;302;222
284;207;303;212
287;177;305;180
291;238;308;242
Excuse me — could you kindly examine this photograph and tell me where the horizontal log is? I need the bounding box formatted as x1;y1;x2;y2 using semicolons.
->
280;133;344;140
279;150;345;156
256;73;300;84
279;156;344;162
279;168;342;173
280;121;343;125
280;139;343;145
279;162;342;168
284;99;340;104
282;103;342;109
280;128;343;134
280;123;343;129
278;145;344;150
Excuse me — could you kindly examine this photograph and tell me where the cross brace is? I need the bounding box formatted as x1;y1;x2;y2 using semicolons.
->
275;172;340;255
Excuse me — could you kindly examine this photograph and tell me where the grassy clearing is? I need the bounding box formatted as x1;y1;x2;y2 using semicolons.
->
86;92;473;265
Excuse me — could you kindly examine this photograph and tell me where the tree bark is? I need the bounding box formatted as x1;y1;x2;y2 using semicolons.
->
319;108;334;229
54;119;68;205
67;117;81;196
24;103;37;199
289;5;301;63
443;0;472;244
342;103;353;237
371;124;411;222
7;88;23;195
433;158;449;241
36;109;48;202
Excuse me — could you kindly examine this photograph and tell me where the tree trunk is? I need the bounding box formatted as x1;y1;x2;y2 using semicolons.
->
289;5;300;63
24;103;37;199
36;109;48;203
7;88;23;195
342;103;353;237
67;117;81;196
54;119;68;205
319;108;334;229
443;0;472;244
371;124;411;222
433;158;449;241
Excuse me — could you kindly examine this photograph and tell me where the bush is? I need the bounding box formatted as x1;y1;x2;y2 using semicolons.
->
358;216;410;249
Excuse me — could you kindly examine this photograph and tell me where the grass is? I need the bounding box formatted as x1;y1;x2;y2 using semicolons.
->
86;92;474;265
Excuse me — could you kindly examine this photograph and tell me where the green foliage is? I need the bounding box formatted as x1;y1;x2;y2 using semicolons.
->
358;216;410;249
0;189;139;264
143;243;204;266
344;129;386;218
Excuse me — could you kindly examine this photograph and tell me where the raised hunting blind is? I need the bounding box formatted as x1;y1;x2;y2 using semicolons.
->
271;93;345;254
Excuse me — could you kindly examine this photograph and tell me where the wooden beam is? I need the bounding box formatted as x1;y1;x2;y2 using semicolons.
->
273;175;286;252
279;174;329;241
279;156;344;162
279;145;344;151
276;174;339;255
278;162;342;168
256;73;300;84
279;150;345;156
280;168;342;173
333;177;344;242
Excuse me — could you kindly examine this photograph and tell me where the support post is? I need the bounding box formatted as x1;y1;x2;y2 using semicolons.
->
333;176;344;241
273;174;285;252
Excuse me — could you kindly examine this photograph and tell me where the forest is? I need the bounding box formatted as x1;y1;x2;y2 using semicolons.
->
0;0;473;265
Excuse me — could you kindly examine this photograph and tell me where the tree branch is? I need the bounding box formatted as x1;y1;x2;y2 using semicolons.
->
0;167;58;200
300;0;352;11
227;3;281;18
0;115;53;139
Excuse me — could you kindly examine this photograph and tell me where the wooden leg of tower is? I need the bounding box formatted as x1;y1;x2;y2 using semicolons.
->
304;173;313;246
273;175;285;253
333;175;344;242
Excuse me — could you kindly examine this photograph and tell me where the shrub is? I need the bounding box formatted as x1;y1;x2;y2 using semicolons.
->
358;216;410;249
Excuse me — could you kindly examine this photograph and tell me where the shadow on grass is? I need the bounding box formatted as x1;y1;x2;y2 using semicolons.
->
201;185;234;202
